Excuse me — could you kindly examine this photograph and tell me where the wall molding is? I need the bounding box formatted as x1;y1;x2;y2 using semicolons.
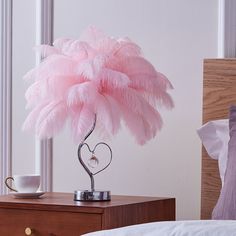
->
0;0;13;195
35;0;54;192
218;0;236;57
224;0;236;57
218;0;225;57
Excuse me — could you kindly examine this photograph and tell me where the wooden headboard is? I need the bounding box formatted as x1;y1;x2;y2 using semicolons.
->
201;59;236;219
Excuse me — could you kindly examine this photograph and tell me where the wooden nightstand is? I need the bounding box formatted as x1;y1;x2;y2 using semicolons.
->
0;192;175;235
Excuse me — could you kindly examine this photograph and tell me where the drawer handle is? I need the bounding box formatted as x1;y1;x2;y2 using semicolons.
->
25;227;34;235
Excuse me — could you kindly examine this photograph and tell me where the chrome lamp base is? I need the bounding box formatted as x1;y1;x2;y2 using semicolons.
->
74;190;111;201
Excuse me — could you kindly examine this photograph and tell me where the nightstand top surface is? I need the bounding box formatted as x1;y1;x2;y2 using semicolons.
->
0;192;174;213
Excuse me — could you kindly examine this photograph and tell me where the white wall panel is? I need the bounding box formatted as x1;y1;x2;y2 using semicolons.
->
12;0;35;176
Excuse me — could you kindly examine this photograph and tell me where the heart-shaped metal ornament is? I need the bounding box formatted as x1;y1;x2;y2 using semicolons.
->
79;142;112;176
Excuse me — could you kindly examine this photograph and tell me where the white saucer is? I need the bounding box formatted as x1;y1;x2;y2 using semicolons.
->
10;191;45;199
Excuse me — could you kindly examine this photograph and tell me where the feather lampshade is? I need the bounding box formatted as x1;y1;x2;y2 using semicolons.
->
23;26;174;201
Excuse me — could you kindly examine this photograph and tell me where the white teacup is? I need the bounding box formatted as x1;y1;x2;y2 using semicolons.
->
5;175;40;193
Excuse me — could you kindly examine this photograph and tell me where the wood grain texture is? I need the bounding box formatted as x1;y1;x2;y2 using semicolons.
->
0;193;175;235
0;208;101;236
201;59;236;219
102;198;175;229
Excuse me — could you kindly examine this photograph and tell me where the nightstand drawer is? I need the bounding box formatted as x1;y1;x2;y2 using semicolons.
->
0;208;102;236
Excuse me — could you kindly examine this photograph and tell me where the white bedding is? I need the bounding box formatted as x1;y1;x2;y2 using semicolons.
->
82;220;236;236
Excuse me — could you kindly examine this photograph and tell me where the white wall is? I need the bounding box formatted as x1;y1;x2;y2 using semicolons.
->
52;0;218;220
12;1;36;175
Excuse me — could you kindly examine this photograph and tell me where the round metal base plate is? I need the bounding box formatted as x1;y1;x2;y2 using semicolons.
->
74;190;111;201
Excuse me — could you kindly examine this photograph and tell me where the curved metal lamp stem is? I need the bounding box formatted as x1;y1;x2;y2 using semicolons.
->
75;114;112;201
77;114;97;191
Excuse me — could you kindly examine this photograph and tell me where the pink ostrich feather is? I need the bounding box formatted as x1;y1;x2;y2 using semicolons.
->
23;26;174;145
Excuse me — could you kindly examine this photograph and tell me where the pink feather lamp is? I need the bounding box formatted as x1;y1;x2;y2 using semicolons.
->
23;26;174;201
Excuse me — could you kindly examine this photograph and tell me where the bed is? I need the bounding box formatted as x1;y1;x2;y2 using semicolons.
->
201;59;236;219
82;59;236;235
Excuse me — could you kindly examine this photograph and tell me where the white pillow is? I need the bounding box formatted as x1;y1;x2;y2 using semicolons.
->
197;119;229;185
